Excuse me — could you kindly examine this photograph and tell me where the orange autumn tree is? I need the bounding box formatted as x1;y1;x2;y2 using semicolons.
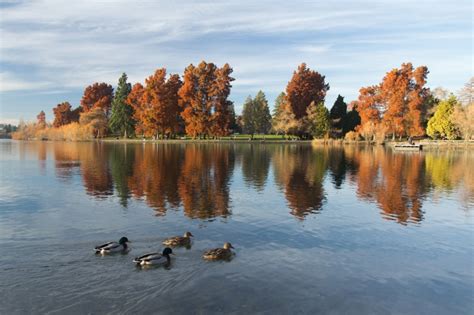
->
36;110;46;128
210;63;235;136
52;102;80;127
126;69;182;138
126;83;145;136
408;66;430;136
355;86;382;141
179;61;234;138
356;63;429;140
285;63;329;136
80;82;114;115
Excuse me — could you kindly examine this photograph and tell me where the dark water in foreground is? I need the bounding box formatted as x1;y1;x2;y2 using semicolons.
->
0;140;472;314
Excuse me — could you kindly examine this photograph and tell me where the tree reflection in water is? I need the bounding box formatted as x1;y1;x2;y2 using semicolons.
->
346;147;427;224
240;144;271;192
47;142;472;224
80;143;114;198
273;145;327;219
178;144;234;219
127;144;182;215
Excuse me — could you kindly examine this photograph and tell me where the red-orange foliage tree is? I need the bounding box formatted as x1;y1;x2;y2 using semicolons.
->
355;86;381;139
210;63;234;136
408;66;429;136
36;110;46;128
126;69;182;138
179;61;234;138
52;102;80;127
356;63;429;139
126;83;145;136
286;63;329;121
80;82;114;115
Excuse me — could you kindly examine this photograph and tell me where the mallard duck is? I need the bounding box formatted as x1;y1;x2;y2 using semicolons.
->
163;231;193;247
94;237;130;254
202;242;234;260
133;247;174;266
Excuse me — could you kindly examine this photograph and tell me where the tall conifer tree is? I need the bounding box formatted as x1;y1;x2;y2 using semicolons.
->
109;73;134;138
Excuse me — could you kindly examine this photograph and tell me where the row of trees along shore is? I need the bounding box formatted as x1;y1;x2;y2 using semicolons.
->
13;61;474;141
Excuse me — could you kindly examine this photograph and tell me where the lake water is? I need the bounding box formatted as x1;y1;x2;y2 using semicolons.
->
0;140;472;314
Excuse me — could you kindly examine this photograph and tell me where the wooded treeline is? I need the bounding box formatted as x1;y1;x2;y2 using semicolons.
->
13;61;473;141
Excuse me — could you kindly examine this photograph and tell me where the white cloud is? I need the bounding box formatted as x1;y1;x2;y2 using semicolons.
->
296;45;332;54
0;72;50;92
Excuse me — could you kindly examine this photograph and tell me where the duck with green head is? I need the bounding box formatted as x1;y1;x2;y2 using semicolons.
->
94;237;130;254
133;248;174;266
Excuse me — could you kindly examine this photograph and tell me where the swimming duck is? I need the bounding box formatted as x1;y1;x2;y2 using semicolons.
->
163;231;194;247
202;242;234;260
133;247;174;266
94;237;130;254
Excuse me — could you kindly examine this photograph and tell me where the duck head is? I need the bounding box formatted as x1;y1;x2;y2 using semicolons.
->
223;242;234;250
119;237;130;245
162;247;174;256
184;231;194;238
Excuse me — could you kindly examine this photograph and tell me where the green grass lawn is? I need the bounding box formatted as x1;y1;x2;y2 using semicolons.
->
218;134;296;140
104;134;300;141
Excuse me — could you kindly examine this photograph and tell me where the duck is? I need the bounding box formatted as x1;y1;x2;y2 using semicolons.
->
162;231;194;247
202;242;234;260
133;247;174;266
94;237;130;254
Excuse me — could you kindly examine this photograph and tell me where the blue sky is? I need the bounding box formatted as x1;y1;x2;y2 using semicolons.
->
0;0;472;124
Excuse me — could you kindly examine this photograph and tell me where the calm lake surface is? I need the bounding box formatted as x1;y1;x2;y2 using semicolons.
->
0;140;472;314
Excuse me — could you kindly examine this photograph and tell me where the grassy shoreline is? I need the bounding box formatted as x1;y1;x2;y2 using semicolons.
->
97;137;474;149
100;137;313;145
6;136;473;149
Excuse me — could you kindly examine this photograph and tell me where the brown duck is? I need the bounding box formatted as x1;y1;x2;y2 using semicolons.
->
162;231;193;247
202;242;234;260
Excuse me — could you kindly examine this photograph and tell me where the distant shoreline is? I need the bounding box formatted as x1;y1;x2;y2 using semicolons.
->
102;138;474;148
7;137;473;149
100;138;313;145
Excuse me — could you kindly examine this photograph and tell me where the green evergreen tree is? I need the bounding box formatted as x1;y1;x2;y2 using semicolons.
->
329;95;347;138
272;92;286;134
228;103;238;134
343;109;361;134
109;73;134;138
241;91;272;137
426;95;458;139
272;92;286;118
306;101;330;138
254;90;272;134
242;96;257;137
